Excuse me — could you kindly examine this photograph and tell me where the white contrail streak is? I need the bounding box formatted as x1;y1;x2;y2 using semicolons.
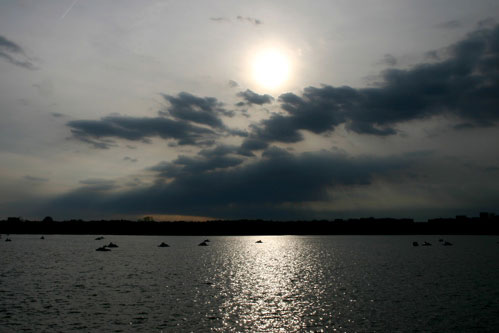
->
60;0;80;20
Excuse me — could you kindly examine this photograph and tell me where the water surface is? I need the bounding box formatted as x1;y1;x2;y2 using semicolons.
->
1;235;498;332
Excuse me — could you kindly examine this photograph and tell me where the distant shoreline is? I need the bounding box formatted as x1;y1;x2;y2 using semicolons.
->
1;216;498;235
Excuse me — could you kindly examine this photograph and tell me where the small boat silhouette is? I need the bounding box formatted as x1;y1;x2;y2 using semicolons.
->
412;241;419;246
95;236;105;240
40;236;45;240
96;246;110;251
255;240;263;243
198;241;209;246
107;242;118;248
443;241;453;246
158;242;170;247
5;238;12;242
422;241;431;246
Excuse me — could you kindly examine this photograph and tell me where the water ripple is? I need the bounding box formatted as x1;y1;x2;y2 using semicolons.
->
0;235;498;331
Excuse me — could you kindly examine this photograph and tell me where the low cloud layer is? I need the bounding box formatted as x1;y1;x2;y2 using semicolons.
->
47;149;409;218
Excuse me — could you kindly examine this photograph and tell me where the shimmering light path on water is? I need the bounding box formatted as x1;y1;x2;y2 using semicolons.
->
1;235;498;332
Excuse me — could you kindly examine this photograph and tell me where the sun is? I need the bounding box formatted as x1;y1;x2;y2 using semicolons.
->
252;48;291;90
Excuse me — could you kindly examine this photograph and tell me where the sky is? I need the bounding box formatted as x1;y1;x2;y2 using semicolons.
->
1;0;498;221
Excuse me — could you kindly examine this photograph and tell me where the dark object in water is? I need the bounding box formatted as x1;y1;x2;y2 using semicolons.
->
107;242;118;248
96;246;110;252
40;236;45;240
5;238;12;242
438;238;444;242
412;241;419;247
255;240;263;243
158;242;170;247
422;241;431;246
203;239;210;243
95;236;105;240
198;241;209;246
443;241;453;246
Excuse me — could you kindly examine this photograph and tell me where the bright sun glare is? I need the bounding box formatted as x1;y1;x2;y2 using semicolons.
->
252;48;290;90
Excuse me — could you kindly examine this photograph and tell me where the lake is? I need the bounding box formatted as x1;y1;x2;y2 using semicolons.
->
1;235;498;332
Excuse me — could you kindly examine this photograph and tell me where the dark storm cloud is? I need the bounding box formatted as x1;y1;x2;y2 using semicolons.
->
160;92;231;128
150;154;244;178
68;92;238;148
237;89;274;105
198;144;240;158
150;144;245;178
47;150;408;219
241;86;352;148
238;138;269;156
0;35;36;70
68;115;217;148
242;24;499;149
261;146;293;159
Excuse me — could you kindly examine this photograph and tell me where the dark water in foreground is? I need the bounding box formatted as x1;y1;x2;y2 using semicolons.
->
1;235;498;332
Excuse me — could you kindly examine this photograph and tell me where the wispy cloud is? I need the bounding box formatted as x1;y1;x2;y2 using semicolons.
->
123;156;138;163
210;17;230;23
0;35;37;70
435;19;461;29
236;16;262;25
210;16;263;25
25;175;49;182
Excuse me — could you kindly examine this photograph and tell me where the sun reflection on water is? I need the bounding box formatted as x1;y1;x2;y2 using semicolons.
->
213;237;332;332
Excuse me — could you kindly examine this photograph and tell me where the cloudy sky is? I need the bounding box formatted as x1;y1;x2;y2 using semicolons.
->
1;0;498;221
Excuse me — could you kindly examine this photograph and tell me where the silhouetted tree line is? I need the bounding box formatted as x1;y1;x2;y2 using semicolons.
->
0;213;498;235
